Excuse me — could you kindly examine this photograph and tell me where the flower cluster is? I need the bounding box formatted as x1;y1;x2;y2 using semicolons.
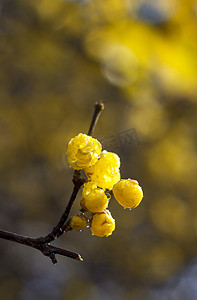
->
66;133;143;237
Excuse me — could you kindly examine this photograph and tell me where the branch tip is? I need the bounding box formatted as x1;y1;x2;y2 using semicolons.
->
88;101;105;136
78;255;83;261
95;101;104;111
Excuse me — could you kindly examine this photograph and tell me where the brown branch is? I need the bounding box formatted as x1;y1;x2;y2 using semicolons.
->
88;101;104;136
43;171;86;243
0;171;85;264
0;101;105;264
0;230;82;264
44;102;105;242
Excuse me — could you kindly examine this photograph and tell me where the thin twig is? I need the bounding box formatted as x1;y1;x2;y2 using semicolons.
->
0;230;41;249
0;230;82;264
43;171;86;243
44;101;105;241
0;101;105;263
88;101;104;136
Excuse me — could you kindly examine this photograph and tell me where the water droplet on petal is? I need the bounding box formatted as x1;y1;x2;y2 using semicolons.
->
91;233;95;236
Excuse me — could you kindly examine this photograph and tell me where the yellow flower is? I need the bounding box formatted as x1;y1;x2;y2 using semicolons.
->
90;210;115;237
66;133;101;170
70;212;88;231
81;182;109;213
85;151;121;190
113;179;143;209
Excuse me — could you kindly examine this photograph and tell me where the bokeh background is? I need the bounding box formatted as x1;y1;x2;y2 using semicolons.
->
0;0;197;299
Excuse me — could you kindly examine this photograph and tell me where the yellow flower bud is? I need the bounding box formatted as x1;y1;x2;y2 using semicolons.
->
90;210;115;237
81;184;109;213
82;181;97;196
66;133;101;170
85;151;121;190
70;212;88;231
113;179;143;209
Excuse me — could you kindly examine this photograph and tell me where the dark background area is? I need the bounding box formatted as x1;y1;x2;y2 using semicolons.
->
0;0;197;299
